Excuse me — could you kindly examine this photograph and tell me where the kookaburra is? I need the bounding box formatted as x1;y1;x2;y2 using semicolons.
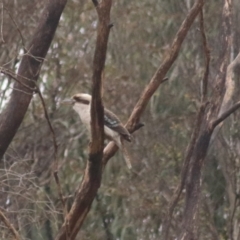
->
64;93;132;169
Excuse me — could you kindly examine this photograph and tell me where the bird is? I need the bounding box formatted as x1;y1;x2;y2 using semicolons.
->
63;93;132;169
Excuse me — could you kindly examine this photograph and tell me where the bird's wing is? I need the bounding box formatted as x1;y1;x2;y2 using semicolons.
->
104;108;131;142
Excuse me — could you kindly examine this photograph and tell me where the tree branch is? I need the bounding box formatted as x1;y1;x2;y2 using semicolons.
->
55;1;112;239
35;85;69;232
163;9;211;238
0;208;20;240
103;0;205;165
210;101;240;130
0;0;68;160
0;67;36;92
211;52;240;141
4;7;26;52
199;9;210;102
179;1;233;239
163;102;208;239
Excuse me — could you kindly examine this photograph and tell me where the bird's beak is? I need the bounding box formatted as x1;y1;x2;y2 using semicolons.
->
61;98;75;105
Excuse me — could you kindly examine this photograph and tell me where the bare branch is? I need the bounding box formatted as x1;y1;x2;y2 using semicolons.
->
103;0;205;165
163;102;208;238
127;0;205;130
0;207;20;240
179;1;233;239
0;67;36;92
0;3;5;43
211;52;240;141
212;0;233;110
55;1;112;239
0;0;68;160
4;7;26;52
210;101;240;130
34;85;69;232
199;9;210;102
163;10;211;238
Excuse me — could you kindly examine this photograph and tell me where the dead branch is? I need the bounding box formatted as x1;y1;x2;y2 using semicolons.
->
210;101;240;130
55;1;112;239
163;8;211;238
211;0;233;111
0;67;36;92
34;85;69;233
211;52;240;141
0;0;68;160
179;1;233;239
222;52;240;113
103;0;205;165
0;207;20;240
163;103;208;239
199;9;210;102
4;7;26;52
127;0;205;130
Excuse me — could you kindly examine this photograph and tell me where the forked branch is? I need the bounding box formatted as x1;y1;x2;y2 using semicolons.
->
55;1;112;239
162;7;210;238
103;0;205;165
0;208;20;240
210;101;240;130
179;0;233;239
0;0;68;160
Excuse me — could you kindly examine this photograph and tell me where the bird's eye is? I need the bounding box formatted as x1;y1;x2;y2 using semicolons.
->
73;96;80;102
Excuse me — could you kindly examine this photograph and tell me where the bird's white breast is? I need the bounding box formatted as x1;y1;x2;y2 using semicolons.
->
73;102;122;148
73;103;91;131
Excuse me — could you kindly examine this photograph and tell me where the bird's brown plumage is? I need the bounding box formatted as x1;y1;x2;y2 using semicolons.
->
104;109;131;142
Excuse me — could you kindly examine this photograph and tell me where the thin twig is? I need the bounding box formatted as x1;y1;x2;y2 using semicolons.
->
1;3;5;43
125;0;205;129
0;67;36;92
199;9;210;102
103;0;205;165
4;7;26;52
210;101;240;130
163;102;208;238
179;1;233;237
163;10;210;237
55;1;112;239
95;194;114;240
0;207;20;240
35;84;69;238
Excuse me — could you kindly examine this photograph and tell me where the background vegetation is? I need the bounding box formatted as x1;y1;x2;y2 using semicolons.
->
0;0;240;239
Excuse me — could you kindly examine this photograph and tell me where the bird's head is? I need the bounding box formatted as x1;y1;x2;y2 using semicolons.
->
62;93;91;106
62;93;91;113
72;93;92;105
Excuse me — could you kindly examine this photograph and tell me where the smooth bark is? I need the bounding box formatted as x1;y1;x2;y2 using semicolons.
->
55;1;112;239
0;0;68;160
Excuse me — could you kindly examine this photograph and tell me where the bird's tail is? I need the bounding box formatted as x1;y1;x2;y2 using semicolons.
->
120;138;132;169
